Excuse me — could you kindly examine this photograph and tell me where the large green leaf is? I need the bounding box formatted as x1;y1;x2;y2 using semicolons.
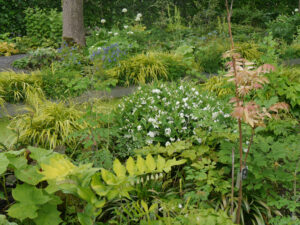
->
33;201;62;225
101;169;118;185
14;165;43;185
0;153;9;175
136;155;146;174
12;183;50;205
91;175;109;196
7;202;38;221
156;155;166;172
27;146;53;163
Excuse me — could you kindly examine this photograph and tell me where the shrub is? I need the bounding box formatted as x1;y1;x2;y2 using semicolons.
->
113;82;232;157
280;42;300;60
0;71;42;103
0;41;19;56
267;13;300;43
108;52;188;86
24;7;62;48
195;39;229;73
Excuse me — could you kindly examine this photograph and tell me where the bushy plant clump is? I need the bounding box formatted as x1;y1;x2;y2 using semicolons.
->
108;52;188;86
114;82;232;157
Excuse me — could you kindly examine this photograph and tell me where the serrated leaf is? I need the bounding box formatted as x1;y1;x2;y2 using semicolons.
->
126;157;135;176
146;154;156;172
12;184;50;205
113;158;126;178
7;202;38;221
0;153;9;175
156;155;166;172
136;155;146;174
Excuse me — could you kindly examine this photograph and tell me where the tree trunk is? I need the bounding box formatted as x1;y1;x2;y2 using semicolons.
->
62;0;85;46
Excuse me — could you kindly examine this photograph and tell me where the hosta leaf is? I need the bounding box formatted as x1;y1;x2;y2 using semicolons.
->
136;155;146;174
40;154;75;181
0;153;9;175
126;157;135;176
15;165;43;185
12;184;50;205
113;158;126;178
7;202;38;221
156;155;166;172
33;201;62;225
146;154;156;172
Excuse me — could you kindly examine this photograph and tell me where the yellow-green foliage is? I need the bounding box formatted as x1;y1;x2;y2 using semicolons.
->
107;52;186;86
9;92;84;149
0;41;19;56
202;76;234;97
235;42;262;61
0;71;42;103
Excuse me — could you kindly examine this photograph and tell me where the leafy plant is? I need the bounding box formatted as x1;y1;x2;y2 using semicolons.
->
0;42;19;56
9;92;84;149
0;71;42;103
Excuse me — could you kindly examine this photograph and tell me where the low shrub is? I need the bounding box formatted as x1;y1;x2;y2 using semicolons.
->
107;52;188;86
0;41;19;56
113;82;232;157
235;42;262;61
195;39;229;73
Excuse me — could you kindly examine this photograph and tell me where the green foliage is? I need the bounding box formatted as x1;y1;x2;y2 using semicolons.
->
24;7;62;48
0;71;42;103
0;215;17;225
195;39;229;73
235;42;262;61
267;13;300;43
9;93;84;149
0;41;19;56
108;52;188;86
113;82;232;157
12;48;58;70
202;76;234;97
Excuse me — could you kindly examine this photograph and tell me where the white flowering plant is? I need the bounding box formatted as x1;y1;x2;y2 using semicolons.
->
113;82;233;157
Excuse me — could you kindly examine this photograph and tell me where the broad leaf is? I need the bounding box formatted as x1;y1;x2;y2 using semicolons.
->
0;153;9;175
156;155;166;172
126;157;135;176
7;202;38;221
33;201;62;225
12;184;50;205
136;155;146;174
146;154;156;172
14;165;43;185
113;159;126;178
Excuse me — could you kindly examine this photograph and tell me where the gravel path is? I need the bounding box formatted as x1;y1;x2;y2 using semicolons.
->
0;54;27;72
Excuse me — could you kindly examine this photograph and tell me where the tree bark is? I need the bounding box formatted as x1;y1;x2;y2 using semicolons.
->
62;0;85;46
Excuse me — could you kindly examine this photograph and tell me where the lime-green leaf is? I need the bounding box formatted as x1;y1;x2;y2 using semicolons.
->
27;146;53;163
141;200;148;213
101;169;117;185
146;154;156;172
77;186;97;203
91;175;109;196
113;158;126;178
7;202;38;221
126;157;135;176
136;155;146;174
0;153;9;175
156;155;166;172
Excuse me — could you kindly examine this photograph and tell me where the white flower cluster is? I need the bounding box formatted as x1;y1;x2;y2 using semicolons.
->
116;83;232;152
135;13;142;21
